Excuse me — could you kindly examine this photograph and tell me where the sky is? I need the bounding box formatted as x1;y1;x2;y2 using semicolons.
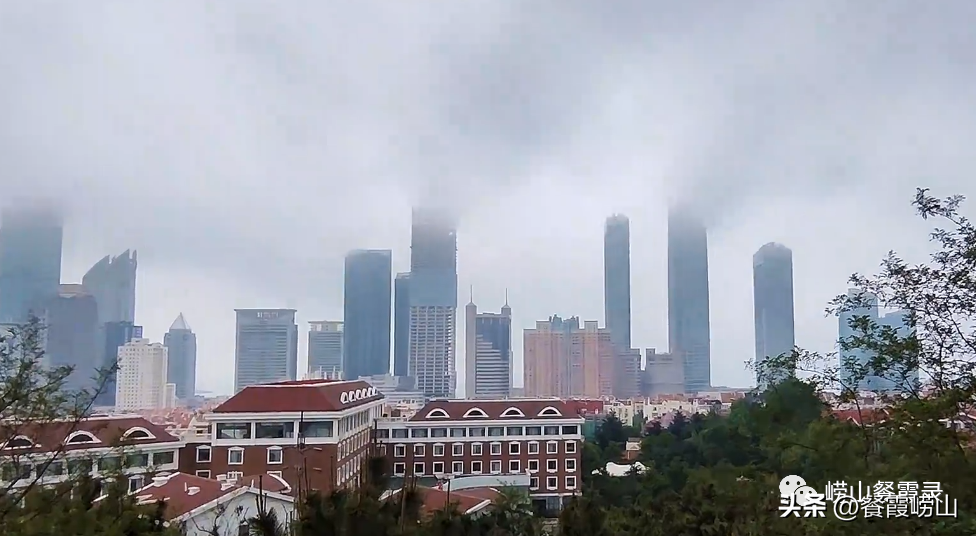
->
2;1;975;396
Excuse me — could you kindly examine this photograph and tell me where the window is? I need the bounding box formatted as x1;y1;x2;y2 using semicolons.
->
452;461;463;474
566;459;576;472
411;429;429;438
39;461;63;477
228;448;244;465
506;426;523;436
566;476;577;489
565;441;577;454
509;460;520;473
414;444;425;456
431;428;448;438
490;442;501;455
547;476;558;490
267;447;283;464
153;451;175;465
268;471;282;478
509;442;520;455
413;462;424;475
67;459;92;476
528;460;539;473
255;422;295;439
66;431;98;444
530;476;539;490
216;423;251;439
487;426;504;437
375;429;390;438
546;441;558;454
300;421;334;438
449;428;466;437
544;426;559;436
128;475;145;493
433;462;444;474
546;460;557;472
195;470;211;478
468;427;486;437
452;444;463;456
393;463;405;476
433;444;445;457
98;456;121;471
528;442;539;455
490;461;501;474
196;446;211;463
471;461;483;474
394;445;406;457
471;443;483;455
562;425;579;435
525;426;542;436
228;471;244;481
392;429;408;439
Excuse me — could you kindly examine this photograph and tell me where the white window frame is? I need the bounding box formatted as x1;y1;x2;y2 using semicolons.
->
565;458;576;472
509;460;520;473
268;471;282;478
267;447;283;465
393;462;406;476
127;475;145;493
509;442;520;455
414;444;425;456
546;441;558;454
452;461;463;474
433;461;445;474
528;441;539;455
228;471;244;481
528;459;539;473
433;443;445;457
566;476;577;490
490;460;502;474
472;443;483;455
196;446;211;463
546;459;557;473
228;447;244;465
452;443;463;456
529;476;539;490
471;461;483;474
394;444;406;457
565;441;577;454
546;476;558;490
413;462;425;475
489;442;502;455
195;470;211;479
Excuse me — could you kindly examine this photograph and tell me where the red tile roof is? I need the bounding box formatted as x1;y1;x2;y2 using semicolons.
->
386;486;498;516
212;380;382;413
127;472;294;520
409;399;577;422
1;415;179;455
831;408;889;426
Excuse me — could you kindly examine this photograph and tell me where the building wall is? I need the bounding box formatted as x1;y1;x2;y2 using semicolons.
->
98;321;143;407
603;215;631;350
393;273;411;378
0;207;63;323
116;338;170;411
343;250;392;379
408;306;456;398
753;243;795;387
234;310;298;392
642;349;684;397
308;321;343;377
44;289;100;393
613;348;641;399
82;250;137;325
165;325;197;400
468;309;512;399
667;209;711;393
523;316;612;398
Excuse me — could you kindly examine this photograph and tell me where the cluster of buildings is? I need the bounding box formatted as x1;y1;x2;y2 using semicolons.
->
0;206;199;412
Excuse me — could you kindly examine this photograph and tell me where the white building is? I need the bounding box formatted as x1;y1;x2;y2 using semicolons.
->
116;338;173;411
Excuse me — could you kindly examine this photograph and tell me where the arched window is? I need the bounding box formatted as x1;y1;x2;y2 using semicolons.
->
537;406;562;417
462;407;489;418
500;407;525;418
65;431;99;444
122;427;154;440
425;408;450;419
3;436;33;449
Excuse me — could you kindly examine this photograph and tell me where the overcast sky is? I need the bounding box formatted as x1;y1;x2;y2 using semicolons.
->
2;2;975;395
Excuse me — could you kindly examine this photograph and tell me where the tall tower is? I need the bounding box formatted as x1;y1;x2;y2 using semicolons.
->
82;250;138;325
115;338;172;411
523;316;613;398
163;313;197;400
464;289;477;397
393;273;411;377
44;284;100;393
603;214;631;350
752;243;796;387
342;249;392;379
667;207;711;393
408;208;458;399
308;320;343;378
234;309;298;392
0;206;63;323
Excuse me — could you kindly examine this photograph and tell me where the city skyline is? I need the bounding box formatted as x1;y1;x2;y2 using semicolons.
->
2;3;974;395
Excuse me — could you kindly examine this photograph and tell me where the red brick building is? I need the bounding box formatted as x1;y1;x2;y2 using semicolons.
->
179;379;383;493
375;399;583;512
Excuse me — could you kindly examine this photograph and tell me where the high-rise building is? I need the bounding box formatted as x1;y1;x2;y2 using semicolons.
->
752;243;796;387
641;349;684;398
667;208;711;393
839;290;918;393
0;206;63;323
523;316;613;398
234;309;298;392
115;338;174;411
163;313;197;400
82;250;137;325
393;273;411;378
97;321;143;407
408;208;458;399
43;284;100;393
343;250;392;379
614;348;641;399
604;214;631;350
464;295;512;399
308;320;343;378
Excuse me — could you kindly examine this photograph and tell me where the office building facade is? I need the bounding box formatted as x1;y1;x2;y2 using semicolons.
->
839;290;918;393
523;316;613;398
667;208;711;393
163;313;197;400
603;214;631;350
752;242;796;387
393;273;411;378
342;250;392;379
464;297;513;399
308;320;344;378
234;309;298;392
43;284;100;393
0;206;63;323
115;338;174;411
97;321;143;407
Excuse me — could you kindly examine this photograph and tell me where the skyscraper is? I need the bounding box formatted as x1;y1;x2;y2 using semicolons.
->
393;273;411;377
523;316;613;398
82;250;137;325
308;320;343;378
667;208;711;393
234;309;298;392
0;206;63;323
464;294;512;399
342;250;392;379
408;208;458;399
163;313;197;400
43;284;100;393
603;214;631;350
115;338;174;411
838;290;918;393
97;321;143;406
752;242;796;387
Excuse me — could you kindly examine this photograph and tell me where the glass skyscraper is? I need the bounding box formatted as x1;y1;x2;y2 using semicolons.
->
0;207;63;323
752;242;796;387
667;208;711;393
342;250;392;379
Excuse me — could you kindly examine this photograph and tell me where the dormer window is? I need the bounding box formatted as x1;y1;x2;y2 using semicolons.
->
65;431;98;445
537;406;562;417
121;427;154;441
462;407;489;418
3;436;33;449
500;407;525;418
425;408;450;419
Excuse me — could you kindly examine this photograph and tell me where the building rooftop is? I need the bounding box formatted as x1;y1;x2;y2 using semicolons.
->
212;379;382;413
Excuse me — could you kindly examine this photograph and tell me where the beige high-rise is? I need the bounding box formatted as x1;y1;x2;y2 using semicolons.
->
523;316;613;398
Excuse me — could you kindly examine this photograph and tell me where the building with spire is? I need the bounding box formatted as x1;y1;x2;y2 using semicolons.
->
163;313;197;400
464;290;513;399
